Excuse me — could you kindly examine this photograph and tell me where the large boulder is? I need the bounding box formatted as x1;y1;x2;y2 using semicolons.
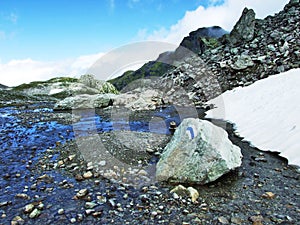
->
156;118;242;184
114;89;164;111
230;54;254;70
79;74;118;94
54;94;116;110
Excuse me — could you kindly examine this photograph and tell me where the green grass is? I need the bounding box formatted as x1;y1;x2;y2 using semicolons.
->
108;61;174;91
12;77;78;91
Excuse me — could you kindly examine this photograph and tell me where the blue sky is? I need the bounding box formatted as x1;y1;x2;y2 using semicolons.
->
0;0;289;86
0;0;217;62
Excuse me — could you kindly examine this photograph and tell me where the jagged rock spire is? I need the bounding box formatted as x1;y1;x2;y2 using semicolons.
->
229;7;256;45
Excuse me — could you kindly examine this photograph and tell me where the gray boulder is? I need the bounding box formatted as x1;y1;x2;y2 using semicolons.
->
230;54;254;70
54;94;116;110
156;118;242;184
230;7;256;44
79;74;118;94
114;89;164;111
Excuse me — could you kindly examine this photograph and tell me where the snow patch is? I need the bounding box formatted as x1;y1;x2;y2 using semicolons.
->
49;88;64;95
206;69;300;166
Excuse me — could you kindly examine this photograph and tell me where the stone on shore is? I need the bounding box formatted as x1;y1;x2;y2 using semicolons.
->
156;118;242;184
54;93;116;110
170;185;200;203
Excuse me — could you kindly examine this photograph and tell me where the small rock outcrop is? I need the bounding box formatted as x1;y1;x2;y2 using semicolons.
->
13;75;118;99
229;8;256;45
79;74;118;94
54;94;116;110
156;118;242;184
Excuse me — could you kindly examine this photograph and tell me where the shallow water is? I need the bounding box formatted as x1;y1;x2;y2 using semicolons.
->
0;104;201;223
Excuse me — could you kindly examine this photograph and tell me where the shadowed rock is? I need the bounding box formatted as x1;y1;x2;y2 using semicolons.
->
229;7;256;45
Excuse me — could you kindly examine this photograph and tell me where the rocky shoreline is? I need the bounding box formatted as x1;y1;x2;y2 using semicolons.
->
0;103;299;225
1;1;300;224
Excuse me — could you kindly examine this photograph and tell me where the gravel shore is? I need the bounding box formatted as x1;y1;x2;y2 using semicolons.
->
1;104;299;225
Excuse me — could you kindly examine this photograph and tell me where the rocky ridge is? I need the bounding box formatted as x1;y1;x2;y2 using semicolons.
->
12;75;118;100
0;83;8;89
103;1;300;110
109;26;227;91
157;0;300;105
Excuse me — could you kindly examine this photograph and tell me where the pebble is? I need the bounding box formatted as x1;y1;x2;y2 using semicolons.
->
92;211;102;218
151;211;158;217
77;214;84;221
0;201;12;207
187;187;199;203
11;216;24;225
85;209;95;215
231;217;243;224
109;199;116;207
29;208;41;219
249;215;263;225
24;204;35;214
83;171;93;179
218;216;229;224
170;185;199;203
75;174;84;181
15;193;30;200
262;192;275;199
37;203;44;210
58;208;64;215
70;218;76;223
99;160;106;166
76;188;89;198
137;169;148;176
30;184;37;190
68;154;76;161
85;202;98;209
158;205;164;210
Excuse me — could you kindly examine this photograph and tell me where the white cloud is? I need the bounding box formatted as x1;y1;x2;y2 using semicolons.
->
0;0;290;87
141;0;289;44
0;52;104;87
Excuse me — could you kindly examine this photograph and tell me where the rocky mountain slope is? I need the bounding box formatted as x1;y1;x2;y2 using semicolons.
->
109;26;227;91
110;0;300;108
158;0;300;105
0;83;8;89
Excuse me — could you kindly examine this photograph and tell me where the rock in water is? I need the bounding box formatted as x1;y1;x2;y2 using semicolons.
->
156;118;242;184
54;93;116;110
230;7;256;45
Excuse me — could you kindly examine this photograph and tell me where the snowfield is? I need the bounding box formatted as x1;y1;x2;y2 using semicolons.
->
206;69;300;167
